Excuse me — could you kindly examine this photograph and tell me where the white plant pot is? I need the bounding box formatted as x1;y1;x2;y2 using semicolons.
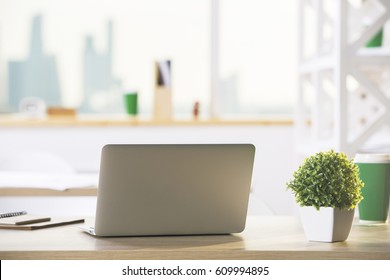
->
299;206;355;242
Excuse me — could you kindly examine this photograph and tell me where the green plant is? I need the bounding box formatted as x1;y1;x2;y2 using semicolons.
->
286;150;364;210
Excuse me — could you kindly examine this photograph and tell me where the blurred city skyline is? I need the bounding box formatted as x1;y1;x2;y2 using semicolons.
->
0;0;296;117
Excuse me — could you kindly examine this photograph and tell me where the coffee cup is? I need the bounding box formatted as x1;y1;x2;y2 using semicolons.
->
123;91;138;115
355;153;390;224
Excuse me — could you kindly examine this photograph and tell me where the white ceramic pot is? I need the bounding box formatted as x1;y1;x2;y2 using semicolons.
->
299;206;355;242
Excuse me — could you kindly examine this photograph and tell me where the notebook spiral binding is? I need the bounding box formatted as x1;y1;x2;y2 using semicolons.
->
0;211;27;219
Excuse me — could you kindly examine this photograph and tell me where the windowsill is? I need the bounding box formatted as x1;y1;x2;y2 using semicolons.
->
0;114;293;127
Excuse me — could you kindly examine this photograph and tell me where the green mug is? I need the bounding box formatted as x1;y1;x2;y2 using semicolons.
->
123;92;138;115
355;154;390;224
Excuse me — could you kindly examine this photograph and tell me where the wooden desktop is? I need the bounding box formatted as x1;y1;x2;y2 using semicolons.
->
0;216;389;260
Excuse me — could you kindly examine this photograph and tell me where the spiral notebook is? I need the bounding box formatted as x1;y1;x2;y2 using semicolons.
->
0;214;51;225
0;211;84;230
0;217;85;230
0;210;27;218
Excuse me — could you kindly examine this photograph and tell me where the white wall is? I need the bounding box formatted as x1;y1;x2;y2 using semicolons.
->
0;124;296;216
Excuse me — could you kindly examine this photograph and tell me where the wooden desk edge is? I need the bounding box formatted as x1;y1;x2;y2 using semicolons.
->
0;187;97;196
1;216;389;260
1;250;389;260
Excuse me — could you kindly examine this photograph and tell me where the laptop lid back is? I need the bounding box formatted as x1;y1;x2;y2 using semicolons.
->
95;144;255;236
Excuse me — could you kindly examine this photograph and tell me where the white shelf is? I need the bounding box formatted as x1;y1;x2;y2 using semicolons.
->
296;0;390;157
354;47;390;64
299;54;335;74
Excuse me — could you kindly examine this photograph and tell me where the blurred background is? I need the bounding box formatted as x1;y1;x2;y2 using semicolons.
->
0;0;389;218
0;0;296;118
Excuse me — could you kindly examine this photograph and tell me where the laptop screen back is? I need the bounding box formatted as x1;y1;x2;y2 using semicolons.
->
95;144;255;236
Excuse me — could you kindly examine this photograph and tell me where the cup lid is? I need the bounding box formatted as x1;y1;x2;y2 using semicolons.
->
354;153;390;163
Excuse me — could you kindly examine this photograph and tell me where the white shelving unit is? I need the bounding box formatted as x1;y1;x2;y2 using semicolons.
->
296;0;390;157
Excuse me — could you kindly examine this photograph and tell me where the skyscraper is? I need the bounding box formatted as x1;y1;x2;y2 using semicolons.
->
8;15;62;111
81;20;121;113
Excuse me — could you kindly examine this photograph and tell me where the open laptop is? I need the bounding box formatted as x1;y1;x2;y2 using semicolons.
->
85;144;255;237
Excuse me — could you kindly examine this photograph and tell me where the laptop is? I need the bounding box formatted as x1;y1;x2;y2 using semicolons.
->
86;144;255;237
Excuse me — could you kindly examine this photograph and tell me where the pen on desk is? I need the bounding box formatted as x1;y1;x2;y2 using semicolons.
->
0;210;27;219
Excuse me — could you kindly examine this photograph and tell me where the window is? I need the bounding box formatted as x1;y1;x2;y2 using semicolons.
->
0;0;297;118
219;0;297;117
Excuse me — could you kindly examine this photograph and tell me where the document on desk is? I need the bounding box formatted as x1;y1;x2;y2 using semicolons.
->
0;171;98;190
0;217;85;230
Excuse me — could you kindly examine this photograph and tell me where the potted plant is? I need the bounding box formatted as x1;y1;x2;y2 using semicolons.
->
286;150;364;242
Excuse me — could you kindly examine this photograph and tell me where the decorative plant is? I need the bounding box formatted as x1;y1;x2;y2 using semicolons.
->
286;150;364;210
